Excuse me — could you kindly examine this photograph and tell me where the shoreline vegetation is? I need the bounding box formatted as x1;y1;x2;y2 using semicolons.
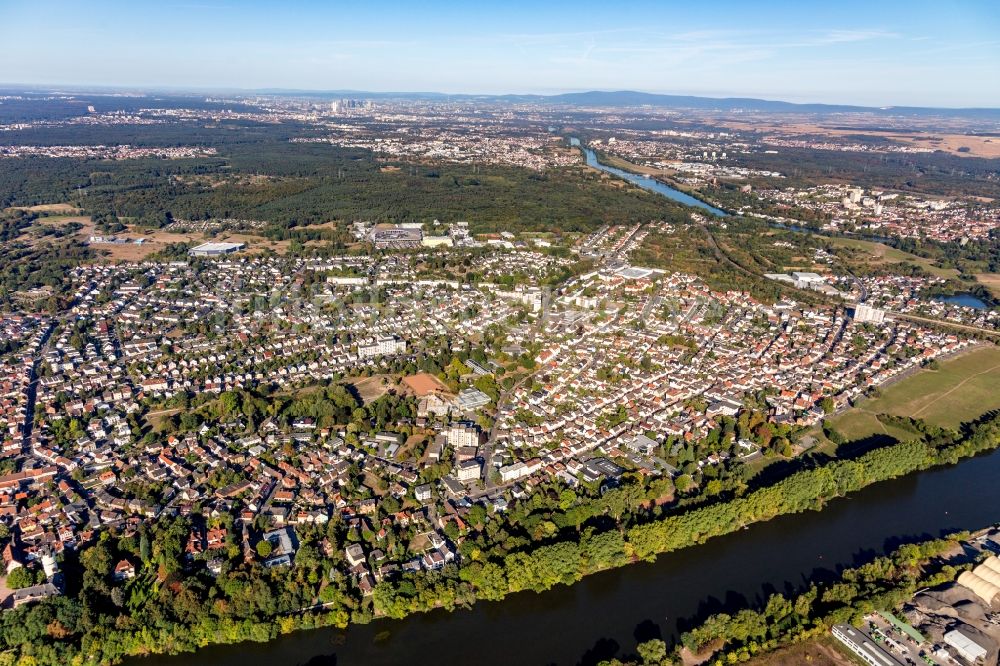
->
0;151;993;666
0;97;997;666
611;529;974;666
586;147;733;217
5;411;998;665
591;148;1000;312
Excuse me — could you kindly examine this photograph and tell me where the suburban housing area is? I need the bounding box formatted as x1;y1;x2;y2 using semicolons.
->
0;221;986;619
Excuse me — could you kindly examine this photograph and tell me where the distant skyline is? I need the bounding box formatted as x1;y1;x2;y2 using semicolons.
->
2;0;999;107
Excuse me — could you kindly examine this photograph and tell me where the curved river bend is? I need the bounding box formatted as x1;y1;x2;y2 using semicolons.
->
134;139;988;666
573;138;728;217
135;445;1000;666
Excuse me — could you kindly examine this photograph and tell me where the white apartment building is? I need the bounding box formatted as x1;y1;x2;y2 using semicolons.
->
446;422;481;448
357;336;407;359
456;459;482;482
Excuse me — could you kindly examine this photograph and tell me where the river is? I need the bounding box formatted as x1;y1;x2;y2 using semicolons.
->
570;138;729;217
133;445;1000;666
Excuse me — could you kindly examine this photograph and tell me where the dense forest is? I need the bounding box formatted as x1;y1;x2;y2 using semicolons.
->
0;93;262;124
0;142;682;231
0;122;681;232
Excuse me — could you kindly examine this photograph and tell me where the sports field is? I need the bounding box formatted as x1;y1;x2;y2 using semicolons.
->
829;345;1000;441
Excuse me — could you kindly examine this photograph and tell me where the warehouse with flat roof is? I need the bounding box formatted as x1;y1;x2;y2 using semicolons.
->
831;624;898;666
944;629;987;663
189;241;245;257
370;227;422;249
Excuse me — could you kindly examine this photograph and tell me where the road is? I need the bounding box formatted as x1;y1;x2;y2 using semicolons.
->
889;310;1000;339
477;213;999;491
699;218;999;340
479;225;638;490
866;615;923;666
479;338;545;491
20;321;55;450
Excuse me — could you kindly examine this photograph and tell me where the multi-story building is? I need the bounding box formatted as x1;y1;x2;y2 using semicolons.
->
446;422;481;449
357;336;407;358
456;459;482;482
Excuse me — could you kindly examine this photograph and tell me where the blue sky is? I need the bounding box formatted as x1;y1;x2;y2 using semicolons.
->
1;0;998;107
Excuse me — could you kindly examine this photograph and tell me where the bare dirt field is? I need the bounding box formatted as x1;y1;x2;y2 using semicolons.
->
350;375;397;404
10;203;80;213
18;207;295;261
84;222;199;261
976;273;1000;300
401;373;451;397
747;635;860;666
720;120;1000;158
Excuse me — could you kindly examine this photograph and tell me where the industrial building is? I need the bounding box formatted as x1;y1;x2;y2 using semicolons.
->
370;227;423;249
957;555;1000;607
831;624;898;666
944;629;988;663
188;241;245;257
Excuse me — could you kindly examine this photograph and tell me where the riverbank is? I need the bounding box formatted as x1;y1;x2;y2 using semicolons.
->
575;141;729;217
86;148;1000;666
579;144;1000;341
671;525;983;666
597;153;735;218
121;412;1000;666
626;413;999;560
584;147;1000;320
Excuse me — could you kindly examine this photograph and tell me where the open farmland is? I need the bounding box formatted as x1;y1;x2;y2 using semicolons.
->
829;344;1000;441
976;272;1000;299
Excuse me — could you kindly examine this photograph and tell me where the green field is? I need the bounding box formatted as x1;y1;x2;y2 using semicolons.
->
826;236;961;279
829;345;1000;441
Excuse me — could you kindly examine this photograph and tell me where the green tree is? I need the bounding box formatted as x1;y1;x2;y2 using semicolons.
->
5;567;33;589
140;532;151;563
637;638;667;664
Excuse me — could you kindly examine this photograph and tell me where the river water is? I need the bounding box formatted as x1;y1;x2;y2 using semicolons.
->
934;293;990;310
134;445;1000;666
131;139;993;666
571;138;729;217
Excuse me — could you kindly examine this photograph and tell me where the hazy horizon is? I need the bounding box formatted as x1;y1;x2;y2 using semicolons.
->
1;0;999;108
5;83;1000;111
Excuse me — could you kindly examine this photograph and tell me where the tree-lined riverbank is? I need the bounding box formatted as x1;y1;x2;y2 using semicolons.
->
101;412;1000;665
